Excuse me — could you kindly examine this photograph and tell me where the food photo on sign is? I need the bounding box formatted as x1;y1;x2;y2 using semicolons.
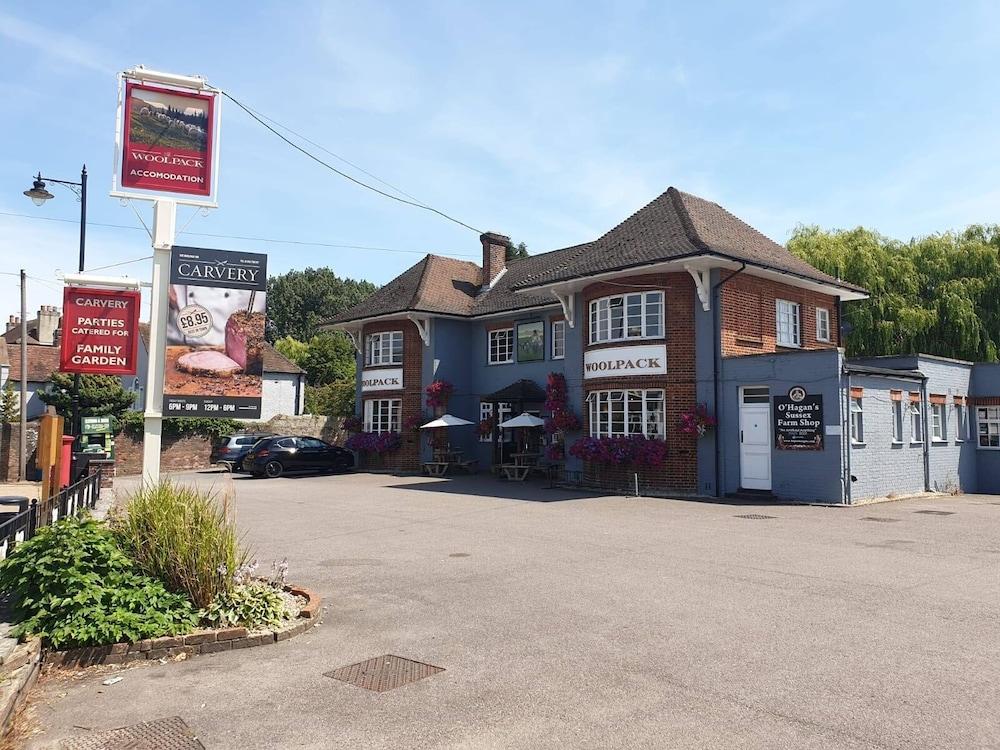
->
163;247;267;418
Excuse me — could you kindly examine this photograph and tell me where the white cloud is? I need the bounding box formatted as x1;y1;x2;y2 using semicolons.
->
0;11;113;75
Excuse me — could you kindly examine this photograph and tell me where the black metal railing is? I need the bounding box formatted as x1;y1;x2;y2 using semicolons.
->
0;470;102;559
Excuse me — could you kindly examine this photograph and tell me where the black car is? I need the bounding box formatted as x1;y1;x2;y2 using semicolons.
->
244;435;354;478
210;433;274;472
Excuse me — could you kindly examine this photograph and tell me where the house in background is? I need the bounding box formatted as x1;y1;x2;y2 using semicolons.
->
2;342;61;420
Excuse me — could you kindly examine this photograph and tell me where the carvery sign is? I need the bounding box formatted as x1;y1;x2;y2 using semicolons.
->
59;287;141;376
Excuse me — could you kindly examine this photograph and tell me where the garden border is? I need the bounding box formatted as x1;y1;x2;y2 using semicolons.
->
43;585;321;669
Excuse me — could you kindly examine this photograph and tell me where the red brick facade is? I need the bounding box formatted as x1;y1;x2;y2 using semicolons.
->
359;319;424;472
581;273;697;492
721;274;839;356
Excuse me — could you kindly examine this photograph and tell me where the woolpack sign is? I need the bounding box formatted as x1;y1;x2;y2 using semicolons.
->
59;287;140;376
774;385;824;450
361;368;403;392
583;344;667;380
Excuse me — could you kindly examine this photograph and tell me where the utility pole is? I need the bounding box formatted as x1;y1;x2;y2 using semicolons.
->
19;270;27;482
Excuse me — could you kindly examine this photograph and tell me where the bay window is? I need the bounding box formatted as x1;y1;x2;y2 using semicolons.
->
366;331;403;366
589;291;663;345
364;398;401;433
587;389;665;439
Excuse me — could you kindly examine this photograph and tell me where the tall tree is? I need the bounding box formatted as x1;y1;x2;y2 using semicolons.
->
788;224;1000;361
506;241;530;261
0;383;20;424
39;373;135;420
266;268;376;342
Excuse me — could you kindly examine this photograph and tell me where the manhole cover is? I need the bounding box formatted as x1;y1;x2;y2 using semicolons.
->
734;513;775;520
862;516;900;523
448;552;470;558
325;655;445;692
914;510;955;516
59;716;203;749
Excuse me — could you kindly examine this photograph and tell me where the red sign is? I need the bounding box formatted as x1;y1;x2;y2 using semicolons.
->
120;81;215;198
59;288;141;376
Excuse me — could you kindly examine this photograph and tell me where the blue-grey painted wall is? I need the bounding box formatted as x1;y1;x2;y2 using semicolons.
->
694;269;718;496
971;362;1000;493
720;349;845;503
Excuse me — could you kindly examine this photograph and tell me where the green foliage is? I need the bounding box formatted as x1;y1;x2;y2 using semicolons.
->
266;267;376;342
304;382;355;416
39;373;135;420
505;240;530;260
300;332;356;385
201;579;290;630
274;336;310;368
0;383;19;425
111;482;248;609
116;411;257;440
789;224;1000;361
0;516;197;648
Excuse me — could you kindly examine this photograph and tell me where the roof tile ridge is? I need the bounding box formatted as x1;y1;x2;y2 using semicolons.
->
667;187;710;252
411;255;435;309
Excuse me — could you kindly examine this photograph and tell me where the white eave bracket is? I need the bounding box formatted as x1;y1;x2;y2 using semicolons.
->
342;327;362;354
408;315;431;346
685;265;711;312
552;290;575;328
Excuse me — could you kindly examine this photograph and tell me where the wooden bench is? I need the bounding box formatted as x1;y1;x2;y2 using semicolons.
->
500;463;530;481
423;462;450;477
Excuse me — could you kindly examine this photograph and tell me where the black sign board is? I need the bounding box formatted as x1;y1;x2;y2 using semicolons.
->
773;386;824;450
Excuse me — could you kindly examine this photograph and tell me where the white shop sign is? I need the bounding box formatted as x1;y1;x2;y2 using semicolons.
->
583;344;667;379
361;368;404;392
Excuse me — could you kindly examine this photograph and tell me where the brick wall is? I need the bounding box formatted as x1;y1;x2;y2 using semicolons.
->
721;274;839;356
0;423;39;482
359;319;423;472
580;273;697;492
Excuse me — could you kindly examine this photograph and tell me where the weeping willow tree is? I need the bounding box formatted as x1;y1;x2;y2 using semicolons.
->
788;224;1000;362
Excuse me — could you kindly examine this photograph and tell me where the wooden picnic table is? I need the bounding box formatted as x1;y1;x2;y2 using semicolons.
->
423;461;451;476
511;452;541;466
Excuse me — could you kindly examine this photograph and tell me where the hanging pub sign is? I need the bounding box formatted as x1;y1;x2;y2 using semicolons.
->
112;76;221;206
59;287;141;376
163;247;267;418
774;385;824;450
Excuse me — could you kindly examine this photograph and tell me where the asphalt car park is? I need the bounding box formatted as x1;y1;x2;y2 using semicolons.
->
29;472;1000;749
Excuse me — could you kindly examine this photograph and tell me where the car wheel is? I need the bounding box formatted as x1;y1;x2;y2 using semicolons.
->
264;460;284;478
233;459;244;472
219;461;233;473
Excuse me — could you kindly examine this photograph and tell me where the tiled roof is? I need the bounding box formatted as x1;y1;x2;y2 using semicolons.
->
6;343;61;383
323;186;868;326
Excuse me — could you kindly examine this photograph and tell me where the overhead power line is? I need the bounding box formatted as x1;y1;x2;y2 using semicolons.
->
221;90;484;235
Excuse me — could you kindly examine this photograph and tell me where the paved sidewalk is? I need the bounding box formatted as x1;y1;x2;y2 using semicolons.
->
25;471;1000;749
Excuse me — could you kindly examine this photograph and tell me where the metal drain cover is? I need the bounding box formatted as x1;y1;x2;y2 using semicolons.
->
862;516;900;523
734;513;775;520
59;716;203;749
914;510;955;516
325;654;445;692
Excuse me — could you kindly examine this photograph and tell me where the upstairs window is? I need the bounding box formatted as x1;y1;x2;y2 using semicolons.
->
977;406;1000;449
551;320;566;360
366;331;403;366
488;328;514;364
776;300;801;347
589;291;663;345
816;308;831;342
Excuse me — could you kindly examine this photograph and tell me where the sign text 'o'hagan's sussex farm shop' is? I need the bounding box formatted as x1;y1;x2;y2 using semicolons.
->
59;288;141;376
774;386;824;450
163;247;267;419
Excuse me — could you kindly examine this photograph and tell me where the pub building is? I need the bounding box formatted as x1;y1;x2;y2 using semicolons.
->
324;187;1000;503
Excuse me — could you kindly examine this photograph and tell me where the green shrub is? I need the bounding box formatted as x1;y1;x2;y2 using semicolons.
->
111;482;248;609
201;579;290;630
0;516;197;648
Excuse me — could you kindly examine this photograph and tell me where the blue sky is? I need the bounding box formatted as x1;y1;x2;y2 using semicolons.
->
1;1;998;317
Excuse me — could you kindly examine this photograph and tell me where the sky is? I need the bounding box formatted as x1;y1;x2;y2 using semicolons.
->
1;1;998;320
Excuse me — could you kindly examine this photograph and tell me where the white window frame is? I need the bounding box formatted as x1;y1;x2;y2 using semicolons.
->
363;398;401;433
588;291;664;345
551;320;566;360
815;307;831;343
365;331;403;366
479;402;513;442
977;406;1000;449
909;400;923;444
776;299;801;347
931;402;947;442
850;397;864;444
891;400;904;444
586;389;665;440
488;328;514;365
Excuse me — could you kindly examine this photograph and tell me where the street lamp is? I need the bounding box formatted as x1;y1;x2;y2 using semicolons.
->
23;165;88;468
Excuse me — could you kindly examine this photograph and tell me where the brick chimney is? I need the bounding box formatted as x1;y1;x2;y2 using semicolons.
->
5;315;17;333
480;231;510;288
37;305;60;346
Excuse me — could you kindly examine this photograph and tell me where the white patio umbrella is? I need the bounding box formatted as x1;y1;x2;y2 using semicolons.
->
498;412;545;429
419;414;475;428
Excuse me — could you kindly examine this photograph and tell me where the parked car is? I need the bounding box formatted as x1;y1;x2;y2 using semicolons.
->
244;435;354;478
210;433;274;472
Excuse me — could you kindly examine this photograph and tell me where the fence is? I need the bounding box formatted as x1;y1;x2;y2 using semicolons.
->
0;470;102;560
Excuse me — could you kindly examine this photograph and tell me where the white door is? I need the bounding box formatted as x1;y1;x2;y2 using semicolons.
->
739;386;772;490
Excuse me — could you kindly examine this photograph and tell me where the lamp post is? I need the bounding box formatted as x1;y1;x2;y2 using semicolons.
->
23;166;88;462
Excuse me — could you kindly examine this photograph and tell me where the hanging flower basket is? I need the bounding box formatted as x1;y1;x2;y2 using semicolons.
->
679;403;717;437
344;431;401;455
425;380;454;410
569;435;668;468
